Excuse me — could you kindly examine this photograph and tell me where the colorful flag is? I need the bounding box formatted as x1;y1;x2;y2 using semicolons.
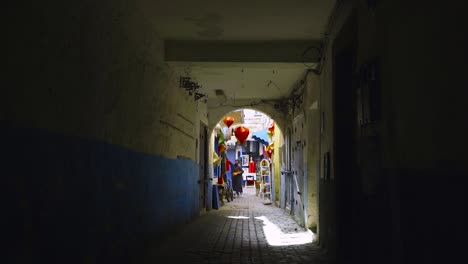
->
218;129;225;145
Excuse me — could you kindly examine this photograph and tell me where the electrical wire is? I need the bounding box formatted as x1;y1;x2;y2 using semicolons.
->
313;0;345;75
267;80;283;95
210;101;263;109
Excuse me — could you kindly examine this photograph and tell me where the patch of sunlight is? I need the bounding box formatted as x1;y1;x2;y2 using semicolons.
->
254;216;314;246
226;216;250;219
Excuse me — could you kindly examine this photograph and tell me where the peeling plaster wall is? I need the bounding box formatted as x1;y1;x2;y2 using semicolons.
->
281;71;321;230
3;1;207;262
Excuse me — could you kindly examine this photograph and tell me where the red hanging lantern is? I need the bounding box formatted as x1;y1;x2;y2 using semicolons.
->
266;148;273;159
234;126;250;145
223;116;234;128
268;122;275;135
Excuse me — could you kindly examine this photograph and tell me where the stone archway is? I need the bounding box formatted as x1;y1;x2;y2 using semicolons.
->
207;100;289;133
208;105;287;210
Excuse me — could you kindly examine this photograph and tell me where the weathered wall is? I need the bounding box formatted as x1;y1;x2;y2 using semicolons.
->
3;1;207;263
315;4;353;261
286;71;320;230
317;0;468;263
291;112;306;226
304;73;321;231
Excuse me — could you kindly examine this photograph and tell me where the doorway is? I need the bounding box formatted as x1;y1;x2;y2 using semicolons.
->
199;122;208;211
283;128;293;212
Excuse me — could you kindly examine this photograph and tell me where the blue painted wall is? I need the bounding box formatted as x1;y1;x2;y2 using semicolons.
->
226;149;236;164
2;122;200;263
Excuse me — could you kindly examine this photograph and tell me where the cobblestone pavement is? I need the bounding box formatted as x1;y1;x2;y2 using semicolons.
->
145;187;331;264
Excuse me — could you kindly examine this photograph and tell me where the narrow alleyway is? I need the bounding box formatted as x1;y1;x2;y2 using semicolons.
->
144;188;331;264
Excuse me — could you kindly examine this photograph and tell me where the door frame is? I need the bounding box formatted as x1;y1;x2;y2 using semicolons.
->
199;122;209;211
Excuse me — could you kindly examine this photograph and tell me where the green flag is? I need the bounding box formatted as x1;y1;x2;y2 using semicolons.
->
218;129;225;144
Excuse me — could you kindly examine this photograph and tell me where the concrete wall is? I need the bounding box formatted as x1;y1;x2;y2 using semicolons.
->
3;1;207;262
316;0;468;263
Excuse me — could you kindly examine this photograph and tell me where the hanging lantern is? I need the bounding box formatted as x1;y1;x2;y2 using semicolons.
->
266;148;273;159
268;122;275;135
223;116;234;128
234;126;250;145
218;143;226;153
265;143;274;159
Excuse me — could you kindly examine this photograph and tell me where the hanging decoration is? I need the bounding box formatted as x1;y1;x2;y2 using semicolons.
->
265;143;274;159
223;116;234;128
267;130;273;142
268;121;275;135
217;143;226;153
266;148;273;159
213;152;222;166
218;129;225;145
234;126;250;145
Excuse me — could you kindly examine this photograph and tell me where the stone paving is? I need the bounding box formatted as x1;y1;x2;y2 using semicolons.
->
145;187;331;264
